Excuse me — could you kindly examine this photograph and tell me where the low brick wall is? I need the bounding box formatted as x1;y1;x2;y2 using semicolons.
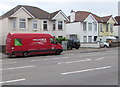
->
81;43;100;48
111;42;120;47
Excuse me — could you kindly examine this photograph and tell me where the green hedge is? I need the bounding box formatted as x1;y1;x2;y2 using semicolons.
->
56;37;68;44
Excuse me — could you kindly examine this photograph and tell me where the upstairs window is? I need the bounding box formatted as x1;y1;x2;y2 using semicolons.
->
106;24;109;32
94;23;97;31
58;21;63;30
53;21;56;31
88;23;92;31
83;22;87;31
100;24;103;32
33;20;37;29
19;19;26;29
12;19;16;29
43;21;48;30
110;24;113;32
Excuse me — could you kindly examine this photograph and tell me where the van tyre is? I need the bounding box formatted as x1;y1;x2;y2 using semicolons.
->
56;50;61;55
23;51;29;57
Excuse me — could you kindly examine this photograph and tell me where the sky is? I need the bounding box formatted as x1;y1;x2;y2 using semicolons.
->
0;0;119;17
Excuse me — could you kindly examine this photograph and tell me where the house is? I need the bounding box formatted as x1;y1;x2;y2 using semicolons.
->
98;15;117;42
66;11;117;43
0;5;69;46
114;16;120;42
66;11;99;43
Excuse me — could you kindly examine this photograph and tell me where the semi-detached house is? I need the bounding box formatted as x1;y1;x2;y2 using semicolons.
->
66;11;100;43
0;5;69;46
66;11;117;45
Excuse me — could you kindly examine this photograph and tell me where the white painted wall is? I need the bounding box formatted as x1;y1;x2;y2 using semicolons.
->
114;26;118;37
0;19;2;45
70;11;75;22
66;22;81;40
81;15;98;42
66;14;98;44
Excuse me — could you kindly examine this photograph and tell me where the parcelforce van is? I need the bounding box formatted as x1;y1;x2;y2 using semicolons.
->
6;33;63;57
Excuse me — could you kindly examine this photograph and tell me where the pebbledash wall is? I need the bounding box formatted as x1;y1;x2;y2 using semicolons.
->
0;6;68;47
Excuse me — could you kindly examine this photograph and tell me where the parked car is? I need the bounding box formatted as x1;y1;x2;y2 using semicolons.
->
67;39;80;50
99;41;109;48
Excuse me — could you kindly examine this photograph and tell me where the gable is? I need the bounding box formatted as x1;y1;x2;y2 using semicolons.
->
84;14;97;23
108;17;117;24
11;7;34;18
52;11;69;21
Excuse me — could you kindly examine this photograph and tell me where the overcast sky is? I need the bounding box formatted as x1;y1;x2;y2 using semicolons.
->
0;0;119;17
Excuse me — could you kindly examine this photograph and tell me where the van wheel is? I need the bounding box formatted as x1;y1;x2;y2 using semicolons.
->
8;55;12;58
23;51;29;57
56;50;61;55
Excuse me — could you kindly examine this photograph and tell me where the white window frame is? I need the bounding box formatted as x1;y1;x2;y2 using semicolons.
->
83;36;87;42
32;20;37;30
43;21;48;31
88;23;92;31
19;19;26;29
58;21;63;30
100;24;103;32
53;21;56;31
94;23;97;31
12;19;16;29
106;23;109;32
83;22;87;31
88;36;92;42
110;24;113;33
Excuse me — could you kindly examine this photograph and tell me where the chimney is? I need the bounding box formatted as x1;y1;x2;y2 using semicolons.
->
70;10;75;22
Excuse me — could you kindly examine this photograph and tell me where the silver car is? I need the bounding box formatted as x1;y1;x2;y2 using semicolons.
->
99;41;109;48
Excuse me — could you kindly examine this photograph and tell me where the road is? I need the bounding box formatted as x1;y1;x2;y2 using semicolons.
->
0;47;119;85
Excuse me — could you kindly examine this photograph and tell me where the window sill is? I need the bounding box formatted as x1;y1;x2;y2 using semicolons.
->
58;29;63;31
43;29;48;31
19;28;26;30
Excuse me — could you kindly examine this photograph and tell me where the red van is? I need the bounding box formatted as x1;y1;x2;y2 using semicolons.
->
6;33;63;57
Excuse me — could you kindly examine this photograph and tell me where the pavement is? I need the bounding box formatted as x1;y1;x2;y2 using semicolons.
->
0;47;118;59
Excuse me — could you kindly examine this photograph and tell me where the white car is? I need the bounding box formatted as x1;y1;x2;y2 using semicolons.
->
99;41;109;48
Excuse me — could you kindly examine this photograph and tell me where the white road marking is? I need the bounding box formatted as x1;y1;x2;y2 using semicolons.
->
57;59;92;64
44;57;69;60
31;57;69;62
95;57;105;60
69;54;74;55
61;66;111;75
0;78;25;84
0;65;35;71
0;62;17;65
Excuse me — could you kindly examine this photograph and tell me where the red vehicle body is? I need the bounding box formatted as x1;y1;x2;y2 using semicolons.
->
6;33;63;57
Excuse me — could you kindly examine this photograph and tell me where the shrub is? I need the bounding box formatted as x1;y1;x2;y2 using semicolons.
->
56;37;68;44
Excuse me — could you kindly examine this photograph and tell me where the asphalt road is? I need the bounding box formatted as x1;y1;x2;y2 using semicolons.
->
0;47;119;85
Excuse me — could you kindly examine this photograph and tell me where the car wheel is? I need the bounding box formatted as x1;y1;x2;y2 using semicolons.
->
23;51;29;57
67;46;72;50
104;45;108;48
75;47;79;49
